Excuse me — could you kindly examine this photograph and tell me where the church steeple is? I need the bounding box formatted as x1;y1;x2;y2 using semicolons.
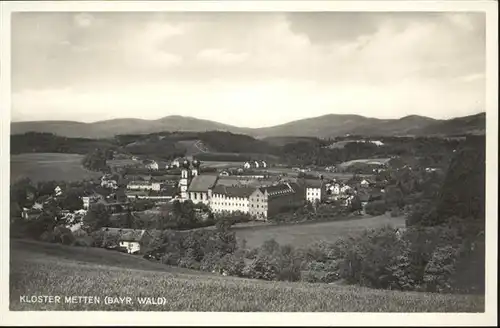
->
179;159;192;200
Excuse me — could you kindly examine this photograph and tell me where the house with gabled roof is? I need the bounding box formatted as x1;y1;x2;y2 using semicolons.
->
187;174;218;205
303;179;327;204
98;227;160;254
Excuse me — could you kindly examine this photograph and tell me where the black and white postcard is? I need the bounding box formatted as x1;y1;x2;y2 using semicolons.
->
1;1;497;326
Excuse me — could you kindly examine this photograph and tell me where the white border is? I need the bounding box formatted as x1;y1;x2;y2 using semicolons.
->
0;1;498;326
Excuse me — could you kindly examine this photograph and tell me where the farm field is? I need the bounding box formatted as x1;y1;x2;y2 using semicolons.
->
10;153;102;183
9;239;483;312
338;158;392;169
201;161;247;169
265;167;371;180
234;214;406;249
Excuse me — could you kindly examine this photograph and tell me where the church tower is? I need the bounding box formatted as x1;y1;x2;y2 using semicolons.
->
192;159;200;177
179;159;191;201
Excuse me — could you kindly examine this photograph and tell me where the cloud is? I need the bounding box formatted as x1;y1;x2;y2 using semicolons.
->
73;13;94;28
456;73;485;83
196;48;249;65
11;12;486;123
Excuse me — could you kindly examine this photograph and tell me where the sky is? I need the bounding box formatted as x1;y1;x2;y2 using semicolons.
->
11;11;486;128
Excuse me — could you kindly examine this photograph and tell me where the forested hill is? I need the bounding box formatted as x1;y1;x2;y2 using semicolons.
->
10;131;276;160
436;135;486;223
10;132;117;155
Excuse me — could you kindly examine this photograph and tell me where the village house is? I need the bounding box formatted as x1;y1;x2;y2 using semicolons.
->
210;185;255;214
125;185;177;202
98;228;158;254
100;175;118;190
21;208;42;220
243;160;267;170
146;161;159;171
327;182;341;196
360;179;374;188
304;179;327;204
171;158;182;168
32;194;53;210
236;172;267;179
90;197;132;213
126;181;162;191
54;186;63;197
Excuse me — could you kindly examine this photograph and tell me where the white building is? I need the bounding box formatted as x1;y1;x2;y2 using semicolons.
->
305;179;326;203
99;228;157;254
340;185;352;193
210;186;254;214
328;183;341;195
360;179;372;187
127;181;161;191
370;140;385;146
243;162;251;169
145;161;159;171
54;186;63;197
101;179;118;190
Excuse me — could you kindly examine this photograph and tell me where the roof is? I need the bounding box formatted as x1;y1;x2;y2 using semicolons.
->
150;175;179;182
131;210;162;222
128;181;154;186
188;175;218;192
99;228;146;242
126;188;176;197
35;195;52;203
259;183;295;197
212;185;255;198
304;179;324;188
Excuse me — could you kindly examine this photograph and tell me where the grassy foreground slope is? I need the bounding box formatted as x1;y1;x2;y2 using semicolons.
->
10;240;484;312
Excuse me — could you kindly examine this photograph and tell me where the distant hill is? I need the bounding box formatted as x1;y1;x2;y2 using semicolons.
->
11;116;250;139
11;112;485;139
412;112;486;136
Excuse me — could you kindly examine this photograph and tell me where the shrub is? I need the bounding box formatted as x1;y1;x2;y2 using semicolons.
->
200;252;224;272
219;251;246;277
364;200;387;216
246;254;280;281
53;225;75;245
335;226;405;289
301;260;340;283
423;245;460;293
161;252;181;266
390;207;402;217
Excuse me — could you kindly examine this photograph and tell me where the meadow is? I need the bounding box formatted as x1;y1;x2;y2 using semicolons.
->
10;153;101;183
10;240;483;312
234;214;407;249
338;158;392;169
